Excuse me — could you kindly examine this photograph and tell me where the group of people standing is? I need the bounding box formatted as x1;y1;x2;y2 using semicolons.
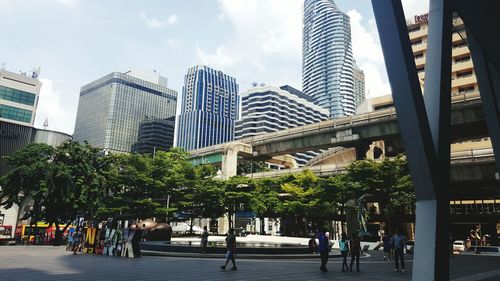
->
382;230;407;272
316;230;362;273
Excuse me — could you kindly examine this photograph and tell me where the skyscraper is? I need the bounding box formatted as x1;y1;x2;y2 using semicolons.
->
353;60;366;109
73;71;177;153
176;65;239;151
303;0;355;118
235;85;329;166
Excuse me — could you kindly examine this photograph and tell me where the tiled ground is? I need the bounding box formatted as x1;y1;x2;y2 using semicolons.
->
0;246;499;281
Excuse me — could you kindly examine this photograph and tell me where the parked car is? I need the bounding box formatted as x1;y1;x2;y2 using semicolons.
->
453;240;466;252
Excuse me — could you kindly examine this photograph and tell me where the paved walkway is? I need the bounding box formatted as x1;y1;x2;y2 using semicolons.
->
1;247;499;280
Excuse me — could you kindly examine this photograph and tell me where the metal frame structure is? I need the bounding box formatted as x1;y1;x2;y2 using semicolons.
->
372;0;500;280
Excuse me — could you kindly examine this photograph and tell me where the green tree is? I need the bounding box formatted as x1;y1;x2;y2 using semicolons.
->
251;177;281;234
237;160;269;175
0;141;108;245
177;164;224;234
222;176;254;229
277;170;337;236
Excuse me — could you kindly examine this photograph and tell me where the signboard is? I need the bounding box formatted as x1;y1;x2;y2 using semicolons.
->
235;211;256;218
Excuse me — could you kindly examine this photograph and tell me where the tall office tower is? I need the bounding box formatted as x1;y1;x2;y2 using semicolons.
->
408;13;477;95
303;0;355;118
235;85;329;166
353;60;366;109
132;116;175;154
176;65;239;151
73;71;177;153
0;69;41;126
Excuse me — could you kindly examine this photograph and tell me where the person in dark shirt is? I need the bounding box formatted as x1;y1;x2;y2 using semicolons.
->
318;229;329;272
200;226;209;254
350;235;362;272
220;228;237;271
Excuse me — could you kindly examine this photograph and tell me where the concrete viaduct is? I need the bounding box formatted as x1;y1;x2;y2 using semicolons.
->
189;92;487;178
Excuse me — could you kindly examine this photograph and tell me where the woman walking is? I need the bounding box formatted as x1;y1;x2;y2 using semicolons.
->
339;233;349;272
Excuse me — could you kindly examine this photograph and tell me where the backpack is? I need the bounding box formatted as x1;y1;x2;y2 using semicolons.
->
339;239;349;251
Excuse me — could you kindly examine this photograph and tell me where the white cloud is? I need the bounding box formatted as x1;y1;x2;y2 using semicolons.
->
195;0;303;89
165;38;181;48
34;78;77;135
167;14;178;25
348;9;390;97
139;11;179;29
401;0;429;18
195;46;238;69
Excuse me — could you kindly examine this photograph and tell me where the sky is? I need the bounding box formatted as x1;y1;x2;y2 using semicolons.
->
0;0;428;135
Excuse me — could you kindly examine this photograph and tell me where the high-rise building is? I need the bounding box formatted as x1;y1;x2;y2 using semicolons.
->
73;71;177;153
303;0;355;118
235;85;329;166
408;13;477;95
132;116;175;154
176;65;239;151
0;69;41;126
353;60;366;109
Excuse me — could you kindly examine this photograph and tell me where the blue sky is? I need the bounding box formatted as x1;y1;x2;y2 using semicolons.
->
0;0;427;134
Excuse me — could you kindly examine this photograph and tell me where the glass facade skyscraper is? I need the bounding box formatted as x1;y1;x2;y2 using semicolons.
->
176;65;239;151
303;0;355;118
132;116;175;154
73;71;177;153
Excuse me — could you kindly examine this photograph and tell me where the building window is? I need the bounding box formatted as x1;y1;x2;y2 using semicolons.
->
454;55;471;64
456;70;473;78
0;104;33;123
458;85;475;93
0;85;36;106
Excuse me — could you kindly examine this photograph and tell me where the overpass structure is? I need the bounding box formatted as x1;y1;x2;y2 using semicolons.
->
190;92;486;178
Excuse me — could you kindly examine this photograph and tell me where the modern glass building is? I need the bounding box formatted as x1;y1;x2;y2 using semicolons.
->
0;69;41;126
132;116;175;154
303;0;355;118
176;65;239;151
235;85;329;166
353;60;366;109
73;71;177;153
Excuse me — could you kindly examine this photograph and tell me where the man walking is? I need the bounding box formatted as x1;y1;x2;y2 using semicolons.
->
350;235;362;272
200;226;209;254
220;228;237;271
382;233;391;261
318;229;329;272
393;229;406;272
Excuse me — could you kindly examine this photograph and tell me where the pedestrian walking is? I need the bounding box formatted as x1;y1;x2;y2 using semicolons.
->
220;228;237;271
349;235;362;272
393;229;406;272
382;233;391;261
200;226;209;254
318;229;329;272
339;233;349;272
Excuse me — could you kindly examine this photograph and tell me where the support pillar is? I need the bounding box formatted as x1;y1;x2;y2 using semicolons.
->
371;0;452;280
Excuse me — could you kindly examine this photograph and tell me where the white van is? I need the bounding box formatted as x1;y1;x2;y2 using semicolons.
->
453;240;466;252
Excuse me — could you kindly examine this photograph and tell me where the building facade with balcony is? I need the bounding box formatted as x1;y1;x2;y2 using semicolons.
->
235;85;329;166
303;0;355;118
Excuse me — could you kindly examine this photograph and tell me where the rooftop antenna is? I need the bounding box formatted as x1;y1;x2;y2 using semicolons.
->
43;118;49;130
252;82;258;87
32;67;41;78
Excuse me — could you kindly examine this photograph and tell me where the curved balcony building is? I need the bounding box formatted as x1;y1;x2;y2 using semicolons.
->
303;0;355;118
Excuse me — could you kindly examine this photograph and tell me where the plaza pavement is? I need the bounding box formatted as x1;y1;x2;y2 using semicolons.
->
1;246;500;281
